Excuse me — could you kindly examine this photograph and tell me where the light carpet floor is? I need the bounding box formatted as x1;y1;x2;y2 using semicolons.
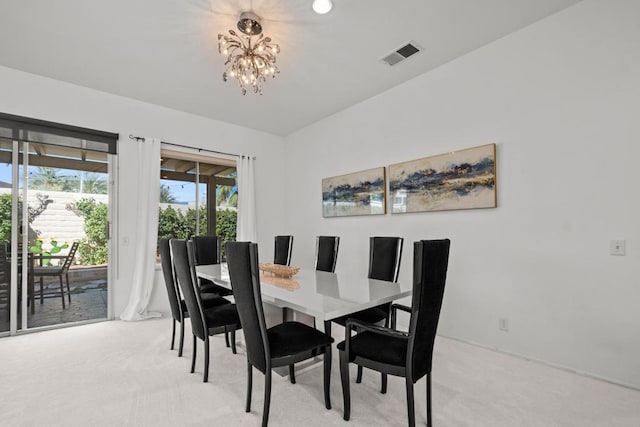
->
1;318;639;426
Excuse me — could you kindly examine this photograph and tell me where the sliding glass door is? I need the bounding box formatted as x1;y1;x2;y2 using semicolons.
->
0;113;117;334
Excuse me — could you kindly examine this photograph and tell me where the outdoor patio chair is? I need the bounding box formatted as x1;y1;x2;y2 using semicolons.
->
32;242;79;310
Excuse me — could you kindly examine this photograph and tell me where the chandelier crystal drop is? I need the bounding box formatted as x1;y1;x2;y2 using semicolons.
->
218;12;280;95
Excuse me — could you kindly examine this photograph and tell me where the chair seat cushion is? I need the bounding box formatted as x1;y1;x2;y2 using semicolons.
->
199;279;233;296
33;266;63;275
337;331;408;367
204;304;241;330
180;294;229;316
201;293;231;308
333;306;388;326
267;322;333;359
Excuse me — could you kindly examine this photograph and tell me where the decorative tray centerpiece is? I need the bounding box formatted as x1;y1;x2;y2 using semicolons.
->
259;263;300;278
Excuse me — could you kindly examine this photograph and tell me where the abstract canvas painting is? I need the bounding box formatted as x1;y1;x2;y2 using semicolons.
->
389;143;496;213
322;167;386;217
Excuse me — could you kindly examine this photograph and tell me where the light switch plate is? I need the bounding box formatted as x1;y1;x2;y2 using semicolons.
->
610;240;626;256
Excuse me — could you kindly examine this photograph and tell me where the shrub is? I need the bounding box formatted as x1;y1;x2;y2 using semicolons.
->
216;209;237;256
69;198;108;265
157;205;237;256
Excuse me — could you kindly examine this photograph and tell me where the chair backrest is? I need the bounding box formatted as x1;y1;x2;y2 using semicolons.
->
274;235;293;266
407;239;450;382
191;235;222;265
170;239;207;341
60;242;79;273
368;237;403;282
226;241;270;373
315;236;340;273
159;238;183;322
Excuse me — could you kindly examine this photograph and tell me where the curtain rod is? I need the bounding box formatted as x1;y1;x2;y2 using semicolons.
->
128;134;256;160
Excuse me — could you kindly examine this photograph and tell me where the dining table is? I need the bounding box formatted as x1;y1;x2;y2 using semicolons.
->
195;263;412;337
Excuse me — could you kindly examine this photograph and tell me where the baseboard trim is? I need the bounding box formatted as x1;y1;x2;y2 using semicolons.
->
437;333;640;392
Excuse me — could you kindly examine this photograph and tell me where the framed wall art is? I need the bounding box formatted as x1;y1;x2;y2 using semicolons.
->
388;143;496;213
322;167;386;217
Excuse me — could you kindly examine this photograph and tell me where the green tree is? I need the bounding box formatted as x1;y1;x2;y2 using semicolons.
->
29;167;63;190
159;184;177;203
81;173;108;194
216;185;238;208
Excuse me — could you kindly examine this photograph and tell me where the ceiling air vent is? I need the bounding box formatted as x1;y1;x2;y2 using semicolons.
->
381;42;422;66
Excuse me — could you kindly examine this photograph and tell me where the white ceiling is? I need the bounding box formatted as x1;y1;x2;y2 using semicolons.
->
0;0;582;136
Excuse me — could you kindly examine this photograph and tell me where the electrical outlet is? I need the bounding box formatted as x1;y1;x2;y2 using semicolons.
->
499;318;509;332
610;240;626;256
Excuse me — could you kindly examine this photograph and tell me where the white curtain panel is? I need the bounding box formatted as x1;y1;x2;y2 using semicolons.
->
236;155;257;242
120;138;162;321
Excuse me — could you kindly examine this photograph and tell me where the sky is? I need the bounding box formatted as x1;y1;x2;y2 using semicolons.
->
1;162;216;205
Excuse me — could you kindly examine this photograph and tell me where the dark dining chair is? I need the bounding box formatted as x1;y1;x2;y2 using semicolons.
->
32;241;79;309
329;236;404;388
159;238;230;357
338;239;450;427
191;235;233;297
226;241;333;427
273;235;293;266
170;239;241;382
315;236;340;273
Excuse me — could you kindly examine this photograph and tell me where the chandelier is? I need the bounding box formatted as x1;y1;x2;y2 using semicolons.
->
217;12;280;95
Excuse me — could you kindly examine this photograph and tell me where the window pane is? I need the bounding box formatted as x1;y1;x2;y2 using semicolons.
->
158;152;237;259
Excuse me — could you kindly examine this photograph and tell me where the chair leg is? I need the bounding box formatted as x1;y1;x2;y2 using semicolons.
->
203;336;210;383
246;362;253;412
381;373;388;394
30;279;35;314
426;373;432;427
339;351;351;421
190;335;197;373
356;365;363;383
59;276;66;309
225;328;230;348
262;370;272;427
324;345;332;410
289;364;296;384
406;377;415;427
66;273;71;303
324;320;332;338
230;330;237;354
39;278;43;304
178;320;185;357
171;319;176;350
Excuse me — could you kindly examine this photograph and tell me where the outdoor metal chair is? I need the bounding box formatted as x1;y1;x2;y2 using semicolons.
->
32;242;79;309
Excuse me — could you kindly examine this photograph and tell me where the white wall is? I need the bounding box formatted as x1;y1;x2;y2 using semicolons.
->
0;65;286;318
283;0;640;388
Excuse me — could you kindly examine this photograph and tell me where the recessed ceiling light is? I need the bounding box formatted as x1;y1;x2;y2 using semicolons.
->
312;0;333;15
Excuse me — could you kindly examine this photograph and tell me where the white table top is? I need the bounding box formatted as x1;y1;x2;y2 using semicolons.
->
196;264;411;322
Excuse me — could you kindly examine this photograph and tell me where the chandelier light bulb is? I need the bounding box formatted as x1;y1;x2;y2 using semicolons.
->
312;0;333;15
